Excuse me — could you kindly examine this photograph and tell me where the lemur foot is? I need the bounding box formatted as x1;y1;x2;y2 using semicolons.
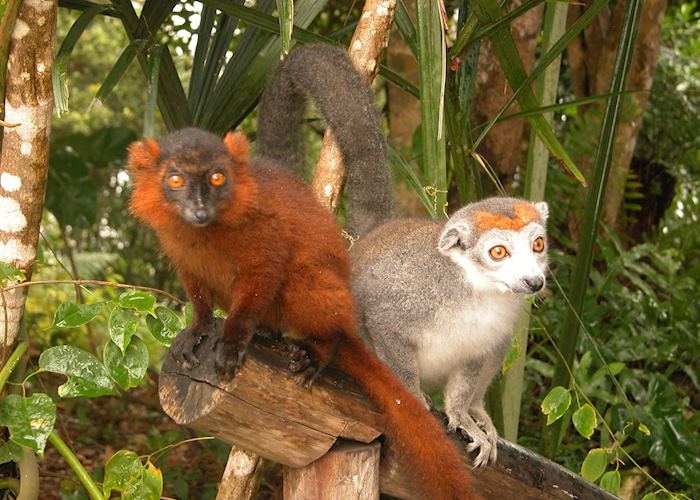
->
447;413;497;467
286;344;324;389
177;327;210;369
214;338;248;378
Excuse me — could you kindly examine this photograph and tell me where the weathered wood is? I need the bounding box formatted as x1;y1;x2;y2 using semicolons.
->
283;441;380;500
215;446;262;500
159;324;615;499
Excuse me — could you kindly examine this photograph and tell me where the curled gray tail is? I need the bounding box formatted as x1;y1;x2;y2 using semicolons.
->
257;43;395;237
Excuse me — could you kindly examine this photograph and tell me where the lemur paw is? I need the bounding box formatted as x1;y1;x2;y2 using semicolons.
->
286;344;323;389
448;413;497;467
214;338;248;378
177;327;210;369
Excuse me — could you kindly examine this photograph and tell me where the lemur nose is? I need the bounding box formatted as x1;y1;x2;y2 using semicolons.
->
194;209;209;223
524;276;544;292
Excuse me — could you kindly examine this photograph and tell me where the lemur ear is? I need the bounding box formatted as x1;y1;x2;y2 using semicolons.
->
534;201;549;222
438;223;471;255
128;139;160;170
223;131;250;162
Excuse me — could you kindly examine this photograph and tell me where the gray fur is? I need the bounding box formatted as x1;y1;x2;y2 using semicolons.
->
351;197;549;467
257;44;395;237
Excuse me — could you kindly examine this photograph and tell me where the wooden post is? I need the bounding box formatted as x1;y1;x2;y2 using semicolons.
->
283;441;380;500
159;324;616;499
215;446;263;500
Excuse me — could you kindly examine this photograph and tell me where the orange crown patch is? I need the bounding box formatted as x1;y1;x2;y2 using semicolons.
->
472;202;540;233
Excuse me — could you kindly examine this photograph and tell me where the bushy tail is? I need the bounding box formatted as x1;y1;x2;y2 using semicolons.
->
335;335;481;500
257;43;395;237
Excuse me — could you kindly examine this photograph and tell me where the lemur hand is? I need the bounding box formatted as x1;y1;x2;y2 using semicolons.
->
447;406;498;467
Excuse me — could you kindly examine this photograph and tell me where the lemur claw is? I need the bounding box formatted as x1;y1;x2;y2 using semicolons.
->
286;344;323;389
177;328;209;369
214;338;248;378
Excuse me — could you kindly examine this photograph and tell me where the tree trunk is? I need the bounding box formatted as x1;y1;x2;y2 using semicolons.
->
566;1;668;234
0;0;57;364
470;0;544;191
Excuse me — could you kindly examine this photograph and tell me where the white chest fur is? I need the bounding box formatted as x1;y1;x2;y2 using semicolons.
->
416;293;520;384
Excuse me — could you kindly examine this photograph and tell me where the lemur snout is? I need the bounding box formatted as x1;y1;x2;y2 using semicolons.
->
523;276;544;293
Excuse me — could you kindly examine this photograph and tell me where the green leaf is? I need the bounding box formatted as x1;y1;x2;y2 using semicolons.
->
52;301;104;328
416;0;447;213
572;403;597;439
144;43;164;138
146;306;182;346
641;494;656;500
0;394;56;455
118;290;156;316
123;461;163;500
388;145;437;218
52;4;108;116
394;0;417;56
581;448;608;482
0;440;23;464
103;338;149;390
638;422;651;436
93;39;147;106
39;346;118;398
276;0;293;58
541;386;571;425
0;261;25;284
103;449;143;498
108;307;140;353
599;470;620;495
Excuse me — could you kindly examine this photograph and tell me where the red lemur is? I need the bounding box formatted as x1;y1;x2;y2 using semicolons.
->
128;45;479;499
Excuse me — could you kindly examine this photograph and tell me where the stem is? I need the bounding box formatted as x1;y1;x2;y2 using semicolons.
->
0;341;27;394
48;431;105;500
1;279;184;305
0;478;20;493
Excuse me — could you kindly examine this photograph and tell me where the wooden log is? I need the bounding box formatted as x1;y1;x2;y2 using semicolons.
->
159;323;615;499
215;446;262;500
283;441;380;500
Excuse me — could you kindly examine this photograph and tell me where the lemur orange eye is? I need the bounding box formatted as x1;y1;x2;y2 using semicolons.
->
533;237;545;253
209;172;225;187
489;245;509;260
167;174;184;189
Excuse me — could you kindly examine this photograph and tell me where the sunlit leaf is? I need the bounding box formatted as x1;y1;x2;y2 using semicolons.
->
581;448;608;482
572;404;597;439
0;261;25;284
123;461;163;500
118;290;156;316
599;470;620;495
103;338;149;390
0;394;56;455
108;307;140;353
103;449;142;498
52;301;103;328
39;346;118;398
541;386;571;425
146;306;182;346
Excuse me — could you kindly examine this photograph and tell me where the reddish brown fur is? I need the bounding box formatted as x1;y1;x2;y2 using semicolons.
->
128;131;480;499
472;202;540;233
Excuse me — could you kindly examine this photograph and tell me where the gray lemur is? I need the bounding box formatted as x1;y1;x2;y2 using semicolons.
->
256;43;548;469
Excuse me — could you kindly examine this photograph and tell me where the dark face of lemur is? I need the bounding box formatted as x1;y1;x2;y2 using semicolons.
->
157;134;234;227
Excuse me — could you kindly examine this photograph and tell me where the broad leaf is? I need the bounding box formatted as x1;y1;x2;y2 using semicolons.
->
118;290;156;316
0;261;25;284
541;386;571;425
103;338;149;390
581;448;608;482
572;404;597;439
52;301;103;328
0;394;56;455
0;440;23;464
599;470;620;495
103;449;142;498
39;346;118;398
123;461;163;500
146;306;182;346
108;307;140;353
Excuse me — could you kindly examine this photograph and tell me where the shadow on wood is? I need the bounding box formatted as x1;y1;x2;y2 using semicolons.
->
159;323;615;499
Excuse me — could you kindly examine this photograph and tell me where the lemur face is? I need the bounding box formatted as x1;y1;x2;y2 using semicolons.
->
438;199;549;295
160;157;233;227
